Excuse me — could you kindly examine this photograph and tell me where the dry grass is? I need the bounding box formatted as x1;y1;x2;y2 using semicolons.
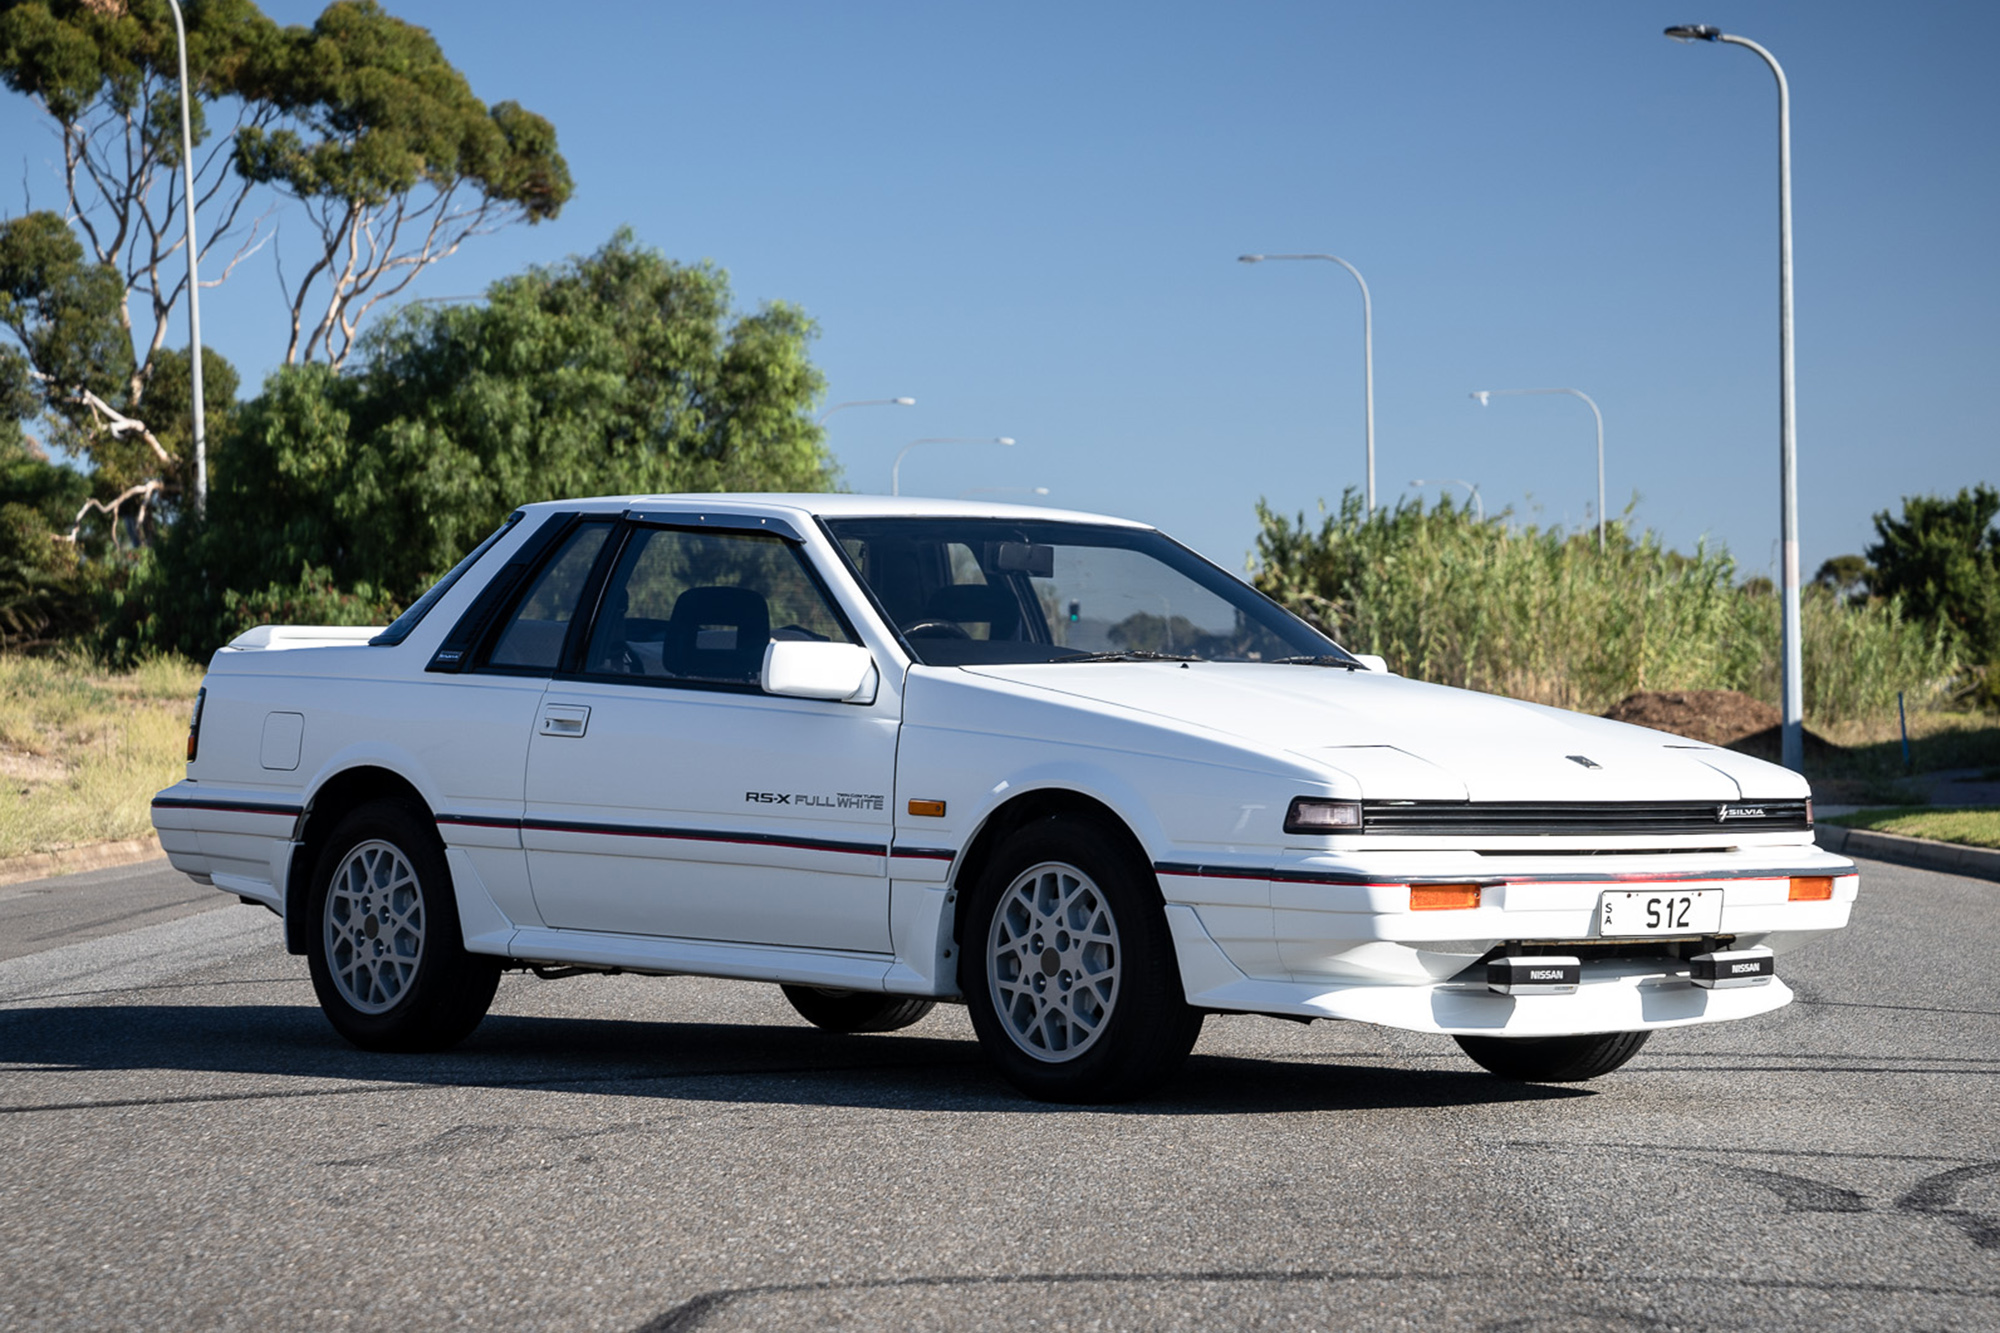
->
0;653;202;859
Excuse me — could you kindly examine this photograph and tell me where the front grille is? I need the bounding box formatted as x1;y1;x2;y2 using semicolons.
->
1359;799;1811;837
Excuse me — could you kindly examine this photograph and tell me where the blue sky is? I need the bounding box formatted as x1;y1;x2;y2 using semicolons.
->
5;1;1995;576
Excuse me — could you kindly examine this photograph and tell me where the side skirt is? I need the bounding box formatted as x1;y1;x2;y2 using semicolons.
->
495;927;921;995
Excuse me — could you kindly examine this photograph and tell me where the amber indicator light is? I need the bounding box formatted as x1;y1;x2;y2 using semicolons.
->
907;799;946;818
1411;883;1481;911
1789;876;1833;902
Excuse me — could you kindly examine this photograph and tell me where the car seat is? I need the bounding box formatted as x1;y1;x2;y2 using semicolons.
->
663;586;772;682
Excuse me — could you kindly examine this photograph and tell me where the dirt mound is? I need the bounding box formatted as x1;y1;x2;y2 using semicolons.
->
1603;689;1839;763
1603;690;1778;747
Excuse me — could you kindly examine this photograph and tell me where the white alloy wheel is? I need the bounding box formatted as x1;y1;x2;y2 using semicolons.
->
986;860;1122;1062
323;838;427;1015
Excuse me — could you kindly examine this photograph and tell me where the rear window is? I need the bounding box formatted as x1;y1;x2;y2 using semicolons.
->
369;512;525;646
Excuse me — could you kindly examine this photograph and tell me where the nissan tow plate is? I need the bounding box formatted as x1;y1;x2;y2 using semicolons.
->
1598;887;1722;936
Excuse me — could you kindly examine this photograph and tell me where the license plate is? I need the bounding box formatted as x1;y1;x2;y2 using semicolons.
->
1598;888;1722;936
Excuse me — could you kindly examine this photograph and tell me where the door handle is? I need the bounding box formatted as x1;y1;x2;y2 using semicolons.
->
540;704;591;737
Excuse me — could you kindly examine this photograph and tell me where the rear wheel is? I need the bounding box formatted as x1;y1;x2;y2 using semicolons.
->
306;800;500;1052
960;813;1203;1103
1454;1030;1651;1082
780;985;935;1034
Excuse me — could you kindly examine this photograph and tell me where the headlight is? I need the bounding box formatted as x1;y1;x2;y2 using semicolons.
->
1284;797;1362;834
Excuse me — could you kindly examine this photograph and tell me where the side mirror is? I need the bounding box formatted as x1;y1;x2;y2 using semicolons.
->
1354;653;1391;674
762;640;879;703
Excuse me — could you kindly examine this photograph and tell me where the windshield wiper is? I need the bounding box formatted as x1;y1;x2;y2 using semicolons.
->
1055;650;1201;664
1270;655;1363;670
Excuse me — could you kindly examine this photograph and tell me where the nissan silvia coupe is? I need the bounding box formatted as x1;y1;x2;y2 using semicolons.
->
152;495;1856;1101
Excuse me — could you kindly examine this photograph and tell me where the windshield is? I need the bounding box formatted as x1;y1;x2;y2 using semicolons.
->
822;517;1352;667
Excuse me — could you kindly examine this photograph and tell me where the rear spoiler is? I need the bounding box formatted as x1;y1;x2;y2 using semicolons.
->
224;625;384;651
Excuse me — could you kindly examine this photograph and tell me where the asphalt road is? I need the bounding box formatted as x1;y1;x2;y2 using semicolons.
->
0;856;229;962
0;856;1994;1332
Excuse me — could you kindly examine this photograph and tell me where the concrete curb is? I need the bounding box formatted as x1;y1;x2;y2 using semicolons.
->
0;834;163;888
1816;824;2000;883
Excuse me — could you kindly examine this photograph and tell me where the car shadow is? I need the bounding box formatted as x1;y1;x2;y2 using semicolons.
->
0;1002;1589;1116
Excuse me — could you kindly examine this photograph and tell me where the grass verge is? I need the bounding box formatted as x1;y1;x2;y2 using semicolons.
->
1828;806;2000;851
1807;710;2000;805
0;653;201;860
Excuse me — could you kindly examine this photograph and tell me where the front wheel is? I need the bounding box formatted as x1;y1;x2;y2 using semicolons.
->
960;814;1203;1103
306;800;500;1052
1454;1030;1651;1082
780;985;936;1034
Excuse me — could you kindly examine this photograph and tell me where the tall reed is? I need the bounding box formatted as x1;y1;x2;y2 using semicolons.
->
1253;494;1961;725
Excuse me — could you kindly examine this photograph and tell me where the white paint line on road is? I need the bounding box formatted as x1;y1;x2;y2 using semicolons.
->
0;905;281;1008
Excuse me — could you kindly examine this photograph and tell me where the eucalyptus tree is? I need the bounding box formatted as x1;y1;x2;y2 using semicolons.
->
0;0;278;416
0;0;568;541
235;0;571;367
128;232;834;659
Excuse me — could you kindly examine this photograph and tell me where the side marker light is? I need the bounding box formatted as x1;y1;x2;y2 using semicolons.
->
1411;883;1480;911
907;799;946;818
1789;876;1833;901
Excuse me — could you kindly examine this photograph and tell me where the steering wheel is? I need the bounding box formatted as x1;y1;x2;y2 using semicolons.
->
902;619;971;640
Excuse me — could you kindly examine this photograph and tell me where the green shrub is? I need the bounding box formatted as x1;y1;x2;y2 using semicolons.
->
97;551;398;665
1253;492;1963;726
1865;484;2000;662
0;501;96;648
1790;589;1962;723
219;564;401;638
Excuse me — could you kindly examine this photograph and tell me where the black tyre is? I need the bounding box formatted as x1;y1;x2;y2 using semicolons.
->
1454;1030;1651;1082
960;813;1203;1103
305;800;500;1052
780;985;936;1034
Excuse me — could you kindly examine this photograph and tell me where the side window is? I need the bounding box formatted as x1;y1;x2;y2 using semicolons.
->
486;523;612;670
584;528;852;686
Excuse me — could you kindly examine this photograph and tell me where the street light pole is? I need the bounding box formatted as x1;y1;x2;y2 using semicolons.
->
818;396;916;427
1410;478;1483;521
1239;253;1375;511
891;437;1015;496
1469;387;1605;550
166;0;205;517
1665;23;1804;773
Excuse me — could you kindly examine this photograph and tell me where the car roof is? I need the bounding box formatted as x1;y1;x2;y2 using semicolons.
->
514;493;1154;530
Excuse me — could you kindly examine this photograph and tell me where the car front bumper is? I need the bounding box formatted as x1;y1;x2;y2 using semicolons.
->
1156;841;1855;1036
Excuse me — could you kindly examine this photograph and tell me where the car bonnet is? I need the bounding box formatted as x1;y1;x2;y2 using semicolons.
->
957;662;1793;803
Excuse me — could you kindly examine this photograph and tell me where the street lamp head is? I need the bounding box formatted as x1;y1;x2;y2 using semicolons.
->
893;397;916;405
1237;255;1265;264
1663;24;1722;41
998;437;1016;446
1470;390;1491;407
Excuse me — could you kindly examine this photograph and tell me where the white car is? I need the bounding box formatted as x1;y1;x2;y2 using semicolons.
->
152;495;1856;1101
